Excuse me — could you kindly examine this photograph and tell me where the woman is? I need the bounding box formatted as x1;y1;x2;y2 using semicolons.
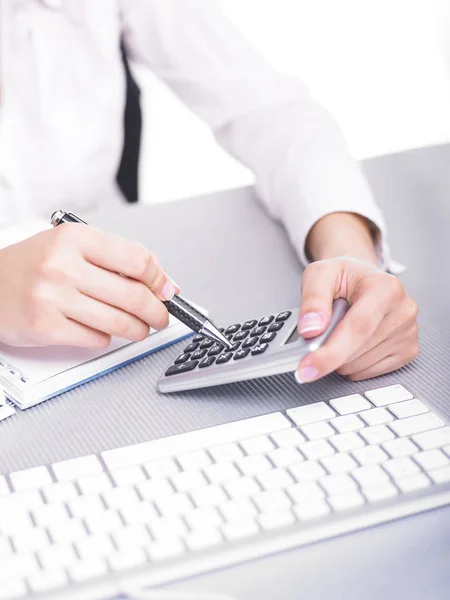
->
0;0;419;383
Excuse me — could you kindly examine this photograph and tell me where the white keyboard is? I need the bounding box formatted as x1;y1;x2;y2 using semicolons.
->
2;384;450;599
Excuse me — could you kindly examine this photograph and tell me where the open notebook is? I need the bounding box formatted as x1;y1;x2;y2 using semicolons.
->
0;219;191;412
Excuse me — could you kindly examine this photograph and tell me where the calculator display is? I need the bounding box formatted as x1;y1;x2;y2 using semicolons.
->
285;325;301;344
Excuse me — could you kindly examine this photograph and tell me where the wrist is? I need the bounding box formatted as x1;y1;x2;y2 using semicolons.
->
305;212;379;265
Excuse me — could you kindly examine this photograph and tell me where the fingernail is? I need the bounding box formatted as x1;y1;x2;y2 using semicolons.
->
161;280;175;300
298;365;319;382
294;370;304;384
299;312;323;334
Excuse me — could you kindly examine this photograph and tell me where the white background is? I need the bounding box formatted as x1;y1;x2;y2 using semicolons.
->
134;0;450;204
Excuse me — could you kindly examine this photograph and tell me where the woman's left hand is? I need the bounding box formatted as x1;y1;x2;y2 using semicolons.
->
295;256;419;383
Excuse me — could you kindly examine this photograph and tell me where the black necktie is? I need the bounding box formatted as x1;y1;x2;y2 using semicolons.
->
116;42;142;203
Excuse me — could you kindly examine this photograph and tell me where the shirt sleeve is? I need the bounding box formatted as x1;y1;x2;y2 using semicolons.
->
120;0;390;267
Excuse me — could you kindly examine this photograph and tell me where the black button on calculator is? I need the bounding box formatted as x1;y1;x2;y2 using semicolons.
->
251;343;269;355
166;360;198;376
251;325;266;337
199;356;216;369
261;332;276;343
242;336;258;349
174;353;190;365
276;311;292;322
216;352;233;364
227;342;241;353
241;319;257;330
193;334;204;342
200;339;214;349
259;315;274;326
234;348;250;360
268;321;284;333
208;344;223;356
191;349;207;360
184;342;199;353
225;324;240;335
234;330;249;342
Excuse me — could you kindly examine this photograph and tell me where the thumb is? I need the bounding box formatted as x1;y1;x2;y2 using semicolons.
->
298;261;341;339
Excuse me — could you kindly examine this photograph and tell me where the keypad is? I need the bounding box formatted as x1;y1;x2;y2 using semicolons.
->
241;319;257;330
166;309;293;376
191;349;207;360
199;357;216;369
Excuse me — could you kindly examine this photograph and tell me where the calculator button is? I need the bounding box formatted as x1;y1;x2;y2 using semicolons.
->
242;337;259;349
208;344;224;357
225;324;240;335
251;343;269;355
261;332;276;343
234;331;249;342
199;357;216;369
216;353;233;365
268;321;284;333
184;342;199;353
193;334;204;342
234;349;250;360
242;320;257;331
174;354;190;365
252;326;266;337
166;361;199;376
191;349;207;360
276;311;292;322
259;315;274;326
226;342;241;353
200;339;214;349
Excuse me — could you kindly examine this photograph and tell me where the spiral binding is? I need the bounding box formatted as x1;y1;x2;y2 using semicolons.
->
0;360;28;384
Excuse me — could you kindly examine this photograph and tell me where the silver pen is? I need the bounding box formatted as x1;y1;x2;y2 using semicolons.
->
50;210;232;349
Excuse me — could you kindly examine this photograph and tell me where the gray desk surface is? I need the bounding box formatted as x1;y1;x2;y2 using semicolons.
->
2;144;450;599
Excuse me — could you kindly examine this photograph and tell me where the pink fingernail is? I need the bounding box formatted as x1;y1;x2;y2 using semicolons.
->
162;280;175;300
298;365;319;382
294;370;304;384
299;312;323;334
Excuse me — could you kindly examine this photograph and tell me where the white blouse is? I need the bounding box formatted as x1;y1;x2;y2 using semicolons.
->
0;0;388;265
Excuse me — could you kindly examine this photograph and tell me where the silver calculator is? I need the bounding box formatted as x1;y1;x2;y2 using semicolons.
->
158;299;349;393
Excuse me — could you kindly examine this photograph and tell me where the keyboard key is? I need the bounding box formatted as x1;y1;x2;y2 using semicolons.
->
10;466;52;492
0;553;39;581
110;465;146;487
68;559;108;582
225;324;240;335
237;455;272;476
209;442;243;463
382;437;418;458
258;510;295;530
412;427;450;450
268;321;284;332
75;534;114;560
331;414;364;433
302;421;335;440
185;506;223;531
219;498;258;522
251;343;269;355
28;569;68;593
155;493;194;517
184;342;199;353
331;432;365;453
144;458;179;478
287;481;325;504
253;489;292;513
240;435;274;455
149;516;187;540
192;349;207;360
328;491;365;512
242;319;257;330
199;356;215;368
261;332;276;343
257;468;294;491
428;466;450;484
172;469;208;493
13;527;50;553
276;311;292;322
49;519;86;543
185;529;223;551
190;485;227;508
108;548;147;571
363;482;398;503
320;473;357;495
147;538;186;562
271;428;305;447
52;455;103;482
113;524;152;550
352;465;390;487
234;330;249;341
287;402;336;426
103;486;139;509
301;440;335;460
321;453;357;474
205;462;243;484
0;580;27;599
359;408;394;426
259;315;274;326
42;481;77;504
251;326;267;337
352;445;389;466
121;502;158;525
360;425;395;445
289;460;326;482
389;413;445;437
174;353;190;365
222;519;259;541
365;384;414;407
329;394;371;415
234;348;250;360
77;473;112;495
388;399;428;419
138;478;173;501
384;457;420;480
216;353;233;365
242;336;259;349
200;339;214;349
294;501;330;521
69;494;105;518
208;344;224;356
268;446;304;467
165;360;199;376
178;450;212;471
85;510;123;534
397;474;430;493
414;449;449;471
224;476;260;499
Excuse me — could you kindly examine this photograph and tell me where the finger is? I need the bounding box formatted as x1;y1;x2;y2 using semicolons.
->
63;293;150;341
77;262;170;330
298;261;342;339
45;318;112;349
78;227;175;301
296;287;392;383
344;350;418;382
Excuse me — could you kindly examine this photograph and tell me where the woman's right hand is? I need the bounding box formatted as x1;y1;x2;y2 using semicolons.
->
0;224;176;348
